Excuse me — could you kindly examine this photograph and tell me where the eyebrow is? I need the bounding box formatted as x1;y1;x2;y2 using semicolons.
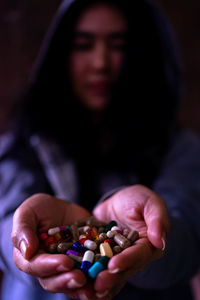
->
72;30;128;40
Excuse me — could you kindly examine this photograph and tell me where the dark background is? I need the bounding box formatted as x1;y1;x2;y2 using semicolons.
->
0;0;200;135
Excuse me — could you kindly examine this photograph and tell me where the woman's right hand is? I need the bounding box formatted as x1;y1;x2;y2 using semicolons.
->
11;193;96;299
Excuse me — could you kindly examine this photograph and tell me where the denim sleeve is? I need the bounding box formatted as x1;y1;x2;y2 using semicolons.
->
129;131;200;289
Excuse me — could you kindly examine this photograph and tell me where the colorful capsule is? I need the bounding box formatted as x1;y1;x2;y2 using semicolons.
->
112;245;122;254
39;233;48;240
79;234;87;240
88;256;110;279
100;242;113;258
60;229;72;241
68;254;83;262
127;230;139;243
80;238;97;251
104;239;115;247
48;227;60;236
111;226;122;234
66;249;83;257
114;233;131;249
104;220;118;233
80;250;94;273
85;227;98;240
99;233;107;242
72;241;86;253
106;230;117;238
123;228;130;237
57;242;73;253
54;233;62;241
98;227;105;234
70;224;79;241
49;243;58;253
44;236;56;246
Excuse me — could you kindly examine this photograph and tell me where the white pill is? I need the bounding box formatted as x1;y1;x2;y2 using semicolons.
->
82;250;94;263
48;227;60;235
107;230;116;238
84;240;97;251
111;226;121;232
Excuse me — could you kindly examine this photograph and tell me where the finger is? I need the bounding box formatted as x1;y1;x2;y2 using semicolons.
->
107;238;163;275
144;193;171;249
12;203;39;260
13;248;74;277
93;200;111;223
38;268;87;294
94;269;127;299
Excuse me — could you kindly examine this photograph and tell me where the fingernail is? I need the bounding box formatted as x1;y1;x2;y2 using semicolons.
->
109;268;120;274
96;290;109;298
161;238;166;251
19;239;27;258
67;279;84;289
79;294;89;300
56;264;71;272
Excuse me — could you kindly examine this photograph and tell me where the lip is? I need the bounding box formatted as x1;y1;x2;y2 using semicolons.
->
87;81;110;94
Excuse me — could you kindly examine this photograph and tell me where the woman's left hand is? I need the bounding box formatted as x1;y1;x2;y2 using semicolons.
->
91;184;171;299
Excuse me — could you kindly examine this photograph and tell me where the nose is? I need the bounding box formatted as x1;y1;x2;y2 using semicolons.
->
92;41;110;72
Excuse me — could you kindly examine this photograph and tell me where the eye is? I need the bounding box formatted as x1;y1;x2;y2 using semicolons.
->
109;38;128;51
71;37;93;51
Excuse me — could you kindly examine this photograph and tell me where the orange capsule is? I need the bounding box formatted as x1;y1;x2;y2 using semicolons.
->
86;228;98;240
54;233;62;241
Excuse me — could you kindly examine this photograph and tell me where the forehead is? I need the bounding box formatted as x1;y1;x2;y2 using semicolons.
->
73;3;128;34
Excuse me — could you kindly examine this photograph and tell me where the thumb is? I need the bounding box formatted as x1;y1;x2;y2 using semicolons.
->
144;195;170;250
11;206;39;260
93;200;111;223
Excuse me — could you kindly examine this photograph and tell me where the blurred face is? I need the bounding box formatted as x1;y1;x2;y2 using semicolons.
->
68;3;128;112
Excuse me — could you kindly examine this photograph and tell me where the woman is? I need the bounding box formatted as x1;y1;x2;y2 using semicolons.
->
1;0;200;299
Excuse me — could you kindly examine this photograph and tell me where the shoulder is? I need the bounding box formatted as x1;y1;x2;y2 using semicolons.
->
166;130;200;160
0;132;51;214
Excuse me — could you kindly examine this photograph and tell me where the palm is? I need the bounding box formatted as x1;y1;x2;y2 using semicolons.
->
23;194;91;233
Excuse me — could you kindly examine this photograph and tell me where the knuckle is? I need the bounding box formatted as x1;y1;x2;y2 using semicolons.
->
13;248;33;274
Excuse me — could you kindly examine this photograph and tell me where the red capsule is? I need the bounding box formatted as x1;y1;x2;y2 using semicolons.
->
39;233;48;240
104;239;115;246
44;236;56;247
79;238;87;245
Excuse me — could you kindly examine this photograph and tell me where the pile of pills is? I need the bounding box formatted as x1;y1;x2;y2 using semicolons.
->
39;216;139;279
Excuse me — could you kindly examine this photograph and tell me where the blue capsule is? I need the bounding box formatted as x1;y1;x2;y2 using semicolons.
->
80;250;94;273
72;241;86;253
88;256;110;279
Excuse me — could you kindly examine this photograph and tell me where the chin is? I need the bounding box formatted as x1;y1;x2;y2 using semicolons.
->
86;98;109;112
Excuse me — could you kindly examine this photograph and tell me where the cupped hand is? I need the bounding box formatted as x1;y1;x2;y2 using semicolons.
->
11;193;97;299
92;184;171;299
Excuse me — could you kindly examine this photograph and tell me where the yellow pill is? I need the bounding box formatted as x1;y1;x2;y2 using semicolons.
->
99;242;113;258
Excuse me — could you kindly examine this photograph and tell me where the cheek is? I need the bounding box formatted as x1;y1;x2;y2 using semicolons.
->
111;53;125;80
69;54;85;89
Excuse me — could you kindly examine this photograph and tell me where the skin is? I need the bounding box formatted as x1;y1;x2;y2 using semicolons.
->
68;2;128;113
12;186;170;300
11;3;171;300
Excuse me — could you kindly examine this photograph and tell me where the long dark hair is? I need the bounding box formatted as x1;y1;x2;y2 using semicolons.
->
19;0;182;185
